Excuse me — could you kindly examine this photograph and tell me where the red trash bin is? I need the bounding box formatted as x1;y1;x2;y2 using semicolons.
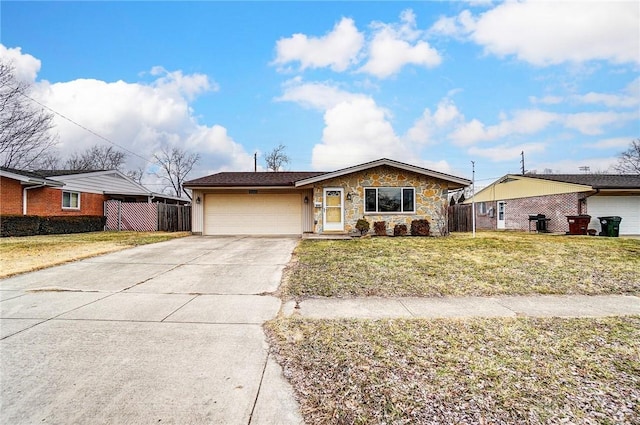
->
566;215;591;235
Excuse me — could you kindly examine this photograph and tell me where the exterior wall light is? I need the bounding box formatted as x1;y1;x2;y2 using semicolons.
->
304;196;309;204
195;196;201;204
346;192;352;201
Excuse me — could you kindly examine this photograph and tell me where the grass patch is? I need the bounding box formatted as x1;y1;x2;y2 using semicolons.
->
266;316;640;424
283;232;640;297
0;231;190;278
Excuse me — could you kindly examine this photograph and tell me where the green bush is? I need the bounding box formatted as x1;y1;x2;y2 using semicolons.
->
39;216;106;235
1;215;106;237
0;215;41;237
355;218;370;235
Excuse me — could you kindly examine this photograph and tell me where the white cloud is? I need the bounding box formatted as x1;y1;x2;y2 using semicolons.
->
405;98;463;145
0;45;255;181
450;109;559;145
0;45;41;83
530;157;617;175
531;78;640;108
469;142;546;162
311;97;412;169
359;9;441;78
433;2;639;66
275;78;367;110
563;111;638;135
273;17;364;72
584;137;635;150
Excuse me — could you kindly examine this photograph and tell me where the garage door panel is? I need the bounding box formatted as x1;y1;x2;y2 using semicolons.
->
587;196;640;235
205;194;302;235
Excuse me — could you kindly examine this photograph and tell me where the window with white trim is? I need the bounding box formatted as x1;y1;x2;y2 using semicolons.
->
364;187;415;213
478;202;487;215
62;191;80;209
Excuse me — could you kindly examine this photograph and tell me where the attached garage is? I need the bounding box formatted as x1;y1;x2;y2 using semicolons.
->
587;196;640;235
204;193;302;235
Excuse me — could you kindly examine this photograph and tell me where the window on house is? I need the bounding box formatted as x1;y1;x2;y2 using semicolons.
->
364;187;415;213
62;191;80;209
478;202;487;215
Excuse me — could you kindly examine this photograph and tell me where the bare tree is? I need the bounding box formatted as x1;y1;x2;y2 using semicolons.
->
125;167;145;184
614;139;640;174
0;60;58;169
264;143;290;171
64;144;127;171
153;146;199;198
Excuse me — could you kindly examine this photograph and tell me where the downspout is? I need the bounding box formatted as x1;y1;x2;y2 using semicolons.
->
22;184;46;215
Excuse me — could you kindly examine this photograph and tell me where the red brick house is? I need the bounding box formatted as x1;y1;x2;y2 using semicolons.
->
1;168;188;217
465;174;640;235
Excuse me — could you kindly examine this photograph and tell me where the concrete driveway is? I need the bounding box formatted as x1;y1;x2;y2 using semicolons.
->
0;236;302;424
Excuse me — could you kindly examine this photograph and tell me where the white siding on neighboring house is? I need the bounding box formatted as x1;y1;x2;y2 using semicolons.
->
51;171;150;196
587;196;640;235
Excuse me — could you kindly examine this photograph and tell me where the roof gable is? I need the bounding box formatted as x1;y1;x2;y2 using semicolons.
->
294;158;470;189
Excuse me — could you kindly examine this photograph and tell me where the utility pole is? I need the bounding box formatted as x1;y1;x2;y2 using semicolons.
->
520;151;525;175
254;152;257;172
471;160;476;238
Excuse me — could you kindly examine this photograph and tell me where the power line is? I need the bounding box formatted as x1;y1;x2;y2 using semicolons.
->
6;83;154;166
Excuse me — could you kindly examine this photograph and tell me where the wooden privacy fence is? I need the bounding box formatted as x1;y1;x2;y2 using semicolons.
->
104;200;191;232
448;204;472;232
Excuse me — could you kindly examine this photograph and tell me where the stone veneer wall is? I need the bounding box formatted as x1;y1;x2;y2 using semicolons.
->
312;165;449;235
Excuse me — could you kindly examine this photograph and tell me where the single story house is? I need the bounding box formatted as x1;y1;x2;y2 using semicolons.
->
183;158;471;236
0;168;188;217
465;174;640;235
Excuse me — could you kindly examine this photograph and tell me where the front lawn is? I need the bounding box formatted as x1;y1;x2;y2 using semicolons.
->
266;316;640;424
282;232;640;297
0;231;190;278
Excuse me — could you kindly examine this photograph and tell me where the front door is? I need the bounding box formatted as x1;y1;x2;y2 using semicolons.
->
497;201;506;229
323;188;344;231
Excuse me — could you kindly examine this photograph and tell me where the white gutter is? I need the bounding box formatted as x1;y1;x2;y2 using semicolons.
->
22;184;46;215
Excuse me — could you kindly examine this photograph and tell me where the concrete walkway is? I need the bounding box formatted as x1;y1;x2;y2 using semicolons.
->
283;294;640;319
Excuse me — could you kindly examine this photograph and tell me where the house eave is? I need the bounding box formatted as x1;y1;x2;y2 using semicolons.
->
185;185;298;190
294;158;471;188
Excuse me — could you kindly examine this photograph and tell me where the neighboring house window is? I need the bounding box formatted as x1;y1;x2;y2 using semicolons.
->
62;191;80;209
365;187;415;213
478;202;487;215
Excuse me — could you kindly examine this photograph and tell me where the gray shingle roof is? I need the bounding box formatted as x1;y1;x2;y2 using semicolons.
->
524;174;640;189
184;171;327;187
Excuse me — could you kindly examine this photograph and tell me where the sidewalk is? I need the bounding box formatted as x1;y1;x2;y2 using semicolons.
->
283;294;640;319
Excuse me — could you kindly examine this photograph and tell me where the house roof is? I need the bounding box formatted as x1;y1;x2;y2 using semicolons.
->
523;174;640;189
0;167;64;187
294;158;471;189
184;158;472;190
184;171;326;187
467;173;640;203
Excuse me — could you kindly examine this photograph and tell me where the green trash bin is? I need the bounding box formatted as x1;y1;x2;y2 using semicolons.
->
598;216;622;237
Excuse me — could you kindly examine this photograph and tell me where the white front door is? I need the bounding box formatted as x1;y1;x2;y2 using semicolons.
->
497;201;506;229
323;188;344;231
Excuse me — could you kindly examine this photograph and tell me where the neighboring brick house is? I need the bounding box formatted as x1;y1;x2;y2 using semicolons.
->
184;158;471;236
465;174;640;235
1;168;188;217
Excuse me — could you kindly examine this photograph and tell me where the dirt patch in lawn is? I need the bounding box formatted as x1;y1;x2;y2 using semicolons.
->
0;231;190;278
266;316;640;424
282;232;640;297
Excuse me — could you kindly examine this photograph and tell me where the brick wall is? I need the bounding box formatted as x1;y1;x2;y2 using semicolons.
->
475;200;497;230
26;187;106;216
0;177;24;215
474;193;584;232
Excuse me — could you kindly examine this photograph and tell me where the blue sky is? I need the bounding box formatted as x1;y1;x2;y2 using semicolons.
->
1;1;638;187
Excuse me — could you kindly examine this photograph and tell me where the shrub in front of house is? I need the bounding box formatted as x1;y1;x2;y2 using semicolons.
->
373;221;387;236
39;216;106;235
355;218;370;235
0;215;106;237
0;215;41;237
393;224;407;236
410;219;430;236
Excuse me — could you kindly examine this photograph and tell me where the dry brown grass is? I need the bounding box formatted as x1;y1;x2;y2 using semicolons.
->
266;316;640;424
0;231;189;278
283;232;640;298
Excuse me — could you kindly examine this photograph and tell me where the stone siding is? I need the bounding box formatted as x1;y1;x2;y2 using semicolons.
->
312;165;448;235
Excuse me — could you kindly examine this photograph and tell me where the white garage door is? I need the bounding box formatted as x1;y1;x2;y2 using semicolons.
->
587;196;640;235
204;193;302;235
